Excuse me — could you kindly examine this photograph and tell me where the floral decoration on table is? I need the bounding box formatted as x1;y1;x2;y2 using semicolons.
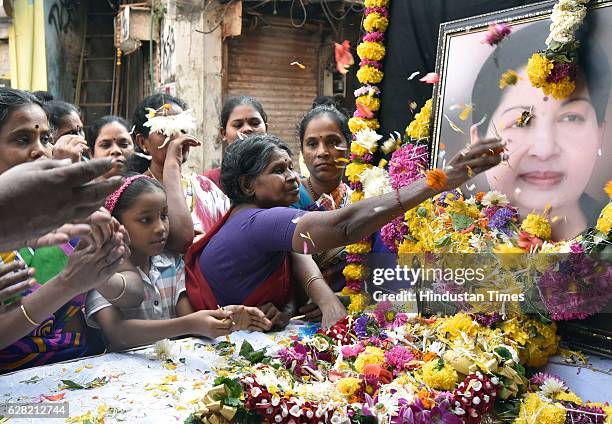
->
527;0;590;99
342;0;392;314
185;312;611;423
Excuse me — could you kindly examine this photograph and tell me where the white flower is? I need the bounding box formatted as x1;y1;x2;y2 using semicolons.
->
309;335;330;352
540;377;568;397
250;387;262;398
375;382;415;417
481;191;509;207
153;339;173;360
360;166;392;199
428;341;446;356
354;128;383;153
143;108;197;148
289;404;303;417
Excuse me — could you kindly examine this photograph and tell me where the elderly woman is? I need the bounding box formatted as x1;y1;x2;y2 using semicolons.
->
185;133;504;328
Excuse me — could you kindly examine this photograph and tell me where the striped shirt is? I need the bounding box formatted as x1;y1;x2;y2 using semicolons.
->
86;253;186;326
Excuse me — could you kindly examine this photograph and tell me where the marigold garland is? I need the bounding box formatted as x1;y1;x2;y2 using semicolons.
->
526;0;589;99
343;0;392;314
425;169;448;191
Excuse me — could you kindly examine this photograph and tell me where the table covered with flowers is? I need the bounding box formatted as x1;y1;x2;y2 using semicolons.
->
0;316;610;423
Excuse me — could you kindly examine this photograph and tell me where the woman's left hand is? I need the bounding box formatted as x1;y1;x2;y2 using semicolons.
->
320;298;347;329
165;134;201;166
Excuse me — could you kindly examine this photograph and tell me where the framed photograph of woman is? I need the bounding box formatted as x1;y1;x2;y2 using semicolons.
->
431;0;611;243
429;0;612;356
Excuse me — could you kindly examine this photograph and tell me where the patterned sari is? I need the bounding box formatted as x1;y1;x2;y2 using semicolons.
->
0;241;100;372
292;180;352;291
182;173;230;236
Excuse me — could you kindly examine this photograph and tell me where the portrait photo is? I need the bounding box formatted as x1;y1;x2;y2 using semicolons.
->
431;1;612;241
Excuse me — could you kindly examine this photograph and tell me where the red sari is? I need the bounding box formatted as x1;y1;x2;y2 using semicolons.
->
185;209;293;310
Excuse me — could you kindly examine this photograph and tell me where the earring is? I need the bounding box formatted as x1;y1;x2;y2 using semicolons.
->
597;148;602;157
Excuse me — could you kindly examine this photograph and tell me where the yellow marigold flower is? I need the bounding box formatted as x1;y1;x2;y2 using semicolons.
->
336;377;362;398
522;319;559;367
438;313;478;340
364;0;389;7
450;232;473;252
521;210;552;240
363;13;389;33
350;190;365;203
596;203;611;234
357;65;384;84
350;143;369;157
354;346;385;373
515;393;566;424
357;41;386;61
348;293;369;313
605;181;612;198
356;95;381;112
349;117;380;134
542;77;576;99
343;263;367;281
527;53;553;88
346;240;372;254
345;162;368;183
406;99;432;140
493;244;526;270
499;69;520;89
499;318;529;345
555;391;582;404
422;359;458;391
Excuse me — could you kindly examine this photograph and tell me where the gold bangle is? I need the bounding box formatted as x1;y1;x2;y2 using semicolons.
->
20;304;40;326
106;273;127;302
304;275;325;296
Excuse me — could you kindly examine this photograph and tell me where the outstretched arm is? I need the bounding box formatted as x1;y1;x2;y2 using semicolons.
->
292;138;504;253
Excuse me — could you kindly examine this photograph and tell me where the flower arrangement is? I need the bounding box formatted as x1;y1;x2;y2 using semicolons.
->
185;312;610;423
526;0;590;99
144;103;197;148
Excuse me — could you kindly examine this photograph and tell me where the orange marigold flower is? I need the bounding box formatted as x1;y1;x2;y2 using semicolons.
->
425;169;447;191
475;192;486;202
423;351;438;362
417;387;435;409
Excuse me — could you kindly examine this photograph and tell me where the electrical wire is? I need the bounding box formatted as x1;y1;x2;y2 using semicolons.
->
290;0;307;28
194;0;237;34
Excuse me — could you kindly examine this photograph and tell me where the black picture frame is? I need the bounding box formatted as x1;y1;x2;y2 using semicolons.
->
428;0;612;357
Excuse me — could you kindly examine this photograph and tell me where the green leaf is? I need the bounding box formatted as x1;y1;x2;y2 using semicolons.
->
224;397;242;407
215;341;235;356
450;212;473;231
239;340;254;358
60;379;85;389
434;234;452;248
435;358;445;371
494;346;512;361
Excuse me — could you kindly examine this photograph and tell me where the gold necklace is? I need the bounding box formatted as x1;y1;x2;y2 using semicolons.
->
147;167;160;181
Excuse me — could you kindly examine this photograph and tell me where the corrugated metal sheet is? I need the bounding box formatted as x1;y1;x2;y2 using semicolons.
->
226;20;321;155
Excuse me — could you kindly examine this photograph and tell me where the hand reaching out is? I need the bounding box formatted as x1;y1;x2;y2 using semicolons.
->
258;302;290;330
0;262;36;310
52;134;89;163
224;305;272;332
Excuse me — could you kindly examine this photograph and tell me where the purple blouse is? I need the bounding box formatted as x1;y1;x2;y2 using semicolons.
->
199;207;306;305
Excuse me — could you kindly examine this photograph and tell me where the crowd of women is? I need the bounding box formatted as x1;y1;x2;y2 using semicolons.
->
0;87;503;373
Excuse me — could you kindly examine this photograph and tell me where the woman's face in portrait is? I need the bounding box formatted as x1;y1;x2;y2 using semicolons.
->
301;114;349;183
482;67;603;215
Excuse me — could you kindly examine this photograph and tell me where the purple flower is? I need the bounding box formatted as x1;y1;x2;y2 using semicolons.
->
483;23;512;46
380;217;408;253
346;253;366;264
560;401;606;424
437;190;461;206
354;315;369;338
394;397;461;424
473;312;502;327
548;62;578;83
349;181;363;191
359;59;383;69
489;207;518;234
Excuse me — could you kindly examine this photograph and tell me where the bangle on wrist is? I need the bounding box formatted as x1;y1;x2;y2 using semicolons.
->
20;304;40;326
304;275;325;297
106;273;127;302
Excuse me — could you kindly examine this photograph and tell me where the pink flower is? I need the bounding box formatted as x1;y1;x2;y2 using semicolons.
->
483;23;512;46
342;343;365;358
384;346;416;372
419;72;440;84
363;32;385;43
380;217;407;253
388;144;428;189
